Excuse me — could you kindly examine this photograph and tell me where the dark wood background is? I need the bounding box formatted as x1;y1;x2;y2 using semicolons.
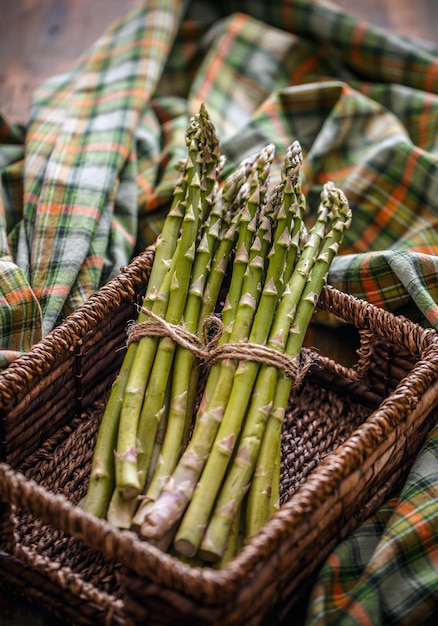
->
0;1;436;624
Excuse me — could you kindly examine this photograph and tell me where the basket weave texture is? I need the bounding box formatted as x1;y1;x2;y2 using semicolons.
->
1;246;438;626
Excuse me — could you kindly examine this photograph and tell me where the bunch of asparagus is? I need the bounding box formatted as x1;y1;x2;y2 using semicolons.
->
83;104;351;565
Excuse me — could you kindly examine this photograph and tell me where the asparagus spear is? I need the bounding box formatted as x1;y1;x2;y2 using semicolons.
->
200;183;351;561
132;165;249;527
138;145;275;541
82;144;189;518
82;345;138;518
173;144;305;556
115;107;221;502
113;135;198;500
246;183;352;539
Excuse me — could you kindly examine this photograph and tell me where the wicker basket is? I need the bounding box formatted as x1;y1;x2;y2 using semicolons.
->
0;246;438;626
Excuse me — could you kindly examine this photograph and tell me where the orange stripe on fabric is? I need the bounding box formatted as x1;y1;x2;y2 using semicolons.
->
70;86;148;109
25;138;131;163
26;89;147;133
397;500;436;544
0;287;36;306
359;149;419;250
280;0;298;32
196;13;250;100
325;554;374;625
425;304;438;328
36;204;102;219
291;50;326;85
421;60;438;94
55;142;129;159
23;192;40;205
358;204;398;251
325;553;347;603
137;173;155;196
349;21;368;69
0;350;22;362
258;98;294;149
315;163;356;184
348;601;375;626
26;130;59;144
360;254;386;308
387;147;418;204
35;285;71;297
407;243;438;254
111;220;136;246
79;255;105;268
88;36;170;64
144;192;161;212
417;95;435;149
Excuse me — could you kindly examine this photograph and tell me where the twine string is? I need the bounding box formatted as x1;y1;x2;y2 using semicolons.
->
127;306;315;387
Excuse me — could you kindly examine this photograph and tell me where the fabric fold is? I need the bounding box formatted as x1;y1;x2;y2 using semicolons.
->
305;422;438;626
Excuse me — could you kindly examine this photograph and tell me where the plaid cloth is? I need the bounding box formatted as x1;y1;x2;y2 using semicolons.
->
306;422;438;626
0;0;437;622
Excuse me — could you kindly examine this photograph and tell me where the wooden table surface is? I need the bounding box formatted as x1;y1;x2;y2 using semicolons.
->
0;1;436;625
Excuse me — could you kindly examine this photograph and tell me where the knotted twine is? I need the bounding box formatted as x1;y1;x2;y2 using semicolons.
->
127;306;316;388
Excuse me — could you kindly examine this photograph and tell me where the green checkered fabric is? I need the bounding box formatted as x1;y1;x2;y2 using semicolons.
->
306;422;438;626
0;0;437;621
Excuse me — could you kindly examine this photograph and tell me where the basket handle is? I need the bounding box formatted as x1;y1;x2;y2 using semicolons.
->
319;285;438;359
